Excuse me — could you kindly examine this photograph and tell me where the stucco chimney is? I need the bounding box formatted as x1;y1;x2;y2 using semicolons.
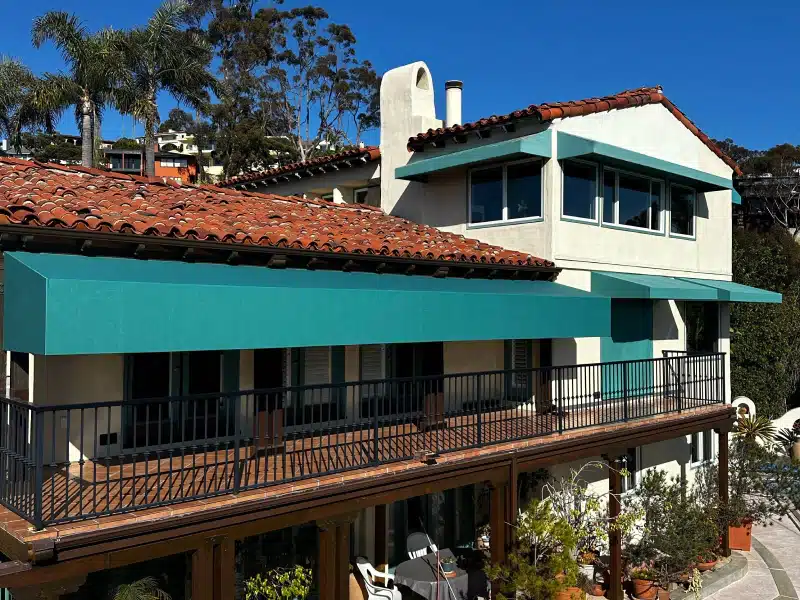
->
445;80;463;127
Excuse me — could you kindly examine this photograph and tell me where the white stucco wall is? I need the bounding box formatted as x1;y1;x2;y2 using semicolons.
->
245;162;381;202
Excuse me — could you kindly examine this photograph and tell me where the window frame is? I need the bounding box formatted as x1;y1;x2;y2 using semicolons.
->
668;183;697;239
560;158;600;224
467;158;544;228
690;430;716;467
620;447;642;494
600;166;665;234
354;187;370;205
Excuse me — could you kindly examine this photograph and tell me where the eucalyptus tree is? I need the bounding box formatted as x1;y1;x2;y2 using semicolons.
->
117;0;215;177
32;12;123;167
0;57;61;150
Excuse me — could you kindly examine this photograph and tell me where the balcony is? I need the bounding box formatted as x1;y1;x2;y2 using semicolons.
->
0;352;725;528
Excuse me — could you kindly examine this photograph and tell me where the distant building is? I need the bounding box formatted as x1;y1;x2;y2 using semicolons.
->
136;130;221;182
103;147;199;184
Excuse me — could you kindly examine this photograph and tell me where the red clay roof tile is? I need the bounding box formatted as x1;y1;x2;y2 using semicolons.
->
407;86;742;176
0;158;553;269
219;146;381;188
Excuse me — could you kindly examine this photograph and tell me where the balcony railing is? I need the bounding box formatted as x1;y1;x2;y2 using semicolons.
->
0;352;726;528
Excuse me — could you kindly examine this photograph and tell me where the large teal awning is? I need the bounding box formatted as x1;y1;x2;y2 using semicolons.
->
591;271;781;303
395;130;552;181
557;132;737;199
3;252;611;355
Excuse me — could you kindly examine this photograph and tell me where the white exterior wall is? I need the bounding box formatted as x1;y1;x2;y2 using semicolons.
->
245;162;381;203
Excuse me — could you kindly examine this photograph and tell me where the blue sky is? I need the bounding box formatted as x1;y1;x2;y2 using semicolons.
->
0;0;794;150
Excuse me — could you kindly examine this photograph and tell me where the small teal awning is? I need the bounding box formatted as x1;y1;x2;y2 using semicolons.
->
395;130;552;181
3;252;611;355
591;271;781;303
557;132;736;197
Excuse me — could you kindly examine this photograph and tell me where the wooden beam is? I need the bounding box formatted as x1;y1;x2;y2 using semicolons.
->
213;538;235;600
335;524;350;600
9;575;86;600
192;540;214;600
716;428;731;557
490;484;507;566
374;505;388;568
607;457;623;600
318;525;337;600
507;456;519;546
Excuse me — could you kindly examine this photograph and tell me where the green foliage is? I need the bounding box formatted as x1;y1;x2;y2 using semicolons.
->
244;566;312;600
0;57;59;147
733;415;777;444
111;576;171;600
17;132;82;163
485;499;578;600
113;137;143;150
159;107;196;132
776;427;800;455
624;470;719;585
731;227;800;417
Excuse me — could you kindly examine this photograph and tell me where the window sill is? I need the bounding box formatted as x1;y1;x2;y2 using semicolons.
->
669;232;697;241
467;216;544;230
560;215;599;226
600;222;666;237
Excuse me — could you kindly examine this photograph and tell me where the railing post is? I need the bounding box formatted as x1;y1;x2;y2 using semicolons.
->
557;367;564;434
678;357;684;413
477;373;483;446
232;395;241;495
721;353;727;405
33;408;44;530
373;392;380;465
622;365;629;422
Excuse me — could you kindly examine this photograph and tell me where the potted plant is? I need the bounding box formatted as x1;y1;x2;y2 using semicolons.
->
776;424;800;461
244;565;312;600
440;555;457;575
629;562;659;600
485;499;580;600
695;550;717;572
112;576;171;600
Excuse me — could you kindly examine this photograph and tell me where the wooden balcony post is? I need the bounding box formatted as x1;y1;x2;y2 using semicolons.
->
490;482;508;565
506;457;519;546
604;454;624;600
318;514;358;600
192;540;215;600
374;504;388;568
716;427;731;557
213;538;236;600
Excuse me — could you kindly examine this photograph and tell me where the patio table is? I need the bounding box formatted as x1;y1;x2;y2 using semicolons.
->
394;549;469;600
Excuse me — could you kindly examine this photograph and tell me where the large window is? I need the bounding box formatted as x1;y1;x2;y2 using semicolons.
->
562;160;597;221
621;447;640;493
469;160;542;225
9;352;29;402
602;169;663;232
691;430;715;465
159;157;188;169
670;185;695;237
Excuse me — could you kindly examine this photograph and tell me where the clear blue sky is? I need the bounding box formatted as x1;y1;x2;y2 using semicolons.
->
0;0;794;150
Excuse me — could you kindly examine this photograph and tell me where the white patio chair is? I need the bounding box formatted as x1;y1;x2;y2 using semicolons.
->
354;557;401;600
406;532;438;559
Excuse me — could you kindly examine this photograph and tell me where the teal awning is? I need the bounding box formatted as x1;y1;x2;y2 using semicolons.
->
3;252;611;355
591;271;781;303
395;130;552;181
557;132;735;195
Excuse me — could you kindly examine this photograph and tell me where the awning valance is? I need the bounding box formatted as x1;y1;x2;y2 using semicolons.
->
557;132;737;197
395;130;552;181
591;271;781;303
3;252;611;355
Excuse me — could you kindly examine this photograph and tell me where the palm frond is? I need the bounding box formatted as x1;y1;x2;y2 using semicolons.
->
31;12;89;70
112;576;172;600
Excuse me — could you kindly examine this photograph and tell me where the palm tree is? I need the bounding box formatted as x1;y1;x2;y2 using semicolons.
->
0;57;60;149
117;0;215;177
32;12;123;167
112;576;171;600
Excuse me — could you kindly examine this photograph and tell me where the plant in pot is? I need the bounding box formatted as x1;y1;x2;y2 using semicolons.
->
695;549;718;572
485;498;580;600
244;565;313;600
440;555;457;575
629;562;660;600
776;425;800;461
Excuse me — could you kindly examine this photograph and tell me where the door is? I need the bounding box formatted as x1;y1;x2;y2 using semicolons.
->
389;342;444;415
254;349;286;448
123;352;172;449
176;351;224;441
601;300;654;398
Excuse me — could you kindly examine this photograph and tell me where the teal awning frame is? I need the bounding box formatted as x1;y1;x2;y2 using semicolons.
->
3;252;611;355
591;271;781;303
557;132;739;201
395;130;552;181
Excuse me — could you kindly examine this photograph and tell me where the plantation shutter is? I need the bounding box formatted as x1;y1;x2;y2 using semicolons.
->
511;340;531;388
304;346;331;404
360;345;385;398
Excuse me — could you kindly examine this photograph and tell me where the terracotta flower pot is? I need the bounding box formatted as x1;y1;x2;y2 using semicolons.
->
590;582;605;596
554;587;584;600
696;559;717;572
631;578;659;600
792;441;800;461
729;521;753;551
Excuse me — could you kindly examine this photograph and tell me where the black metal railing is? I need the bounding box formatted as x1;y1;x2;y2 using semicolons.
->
0;352;726;528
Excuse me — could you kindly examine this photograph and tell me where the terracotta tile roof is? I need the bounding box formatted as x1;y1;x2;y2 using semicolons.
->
219;146;381;188
407;86;742;176
0;157;553;269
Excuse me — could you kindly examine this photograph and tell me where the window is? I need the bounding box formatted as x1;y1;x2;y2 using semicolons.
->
670;185;695;237
562;160;597;221
354;187;369;205
510;340;531;389
685;302;719;353
302;346;331;405
602;169;663;232
9;352;29;402
469;160;542;224
621;447;640;493
359;345;385;399
691;430;715;465
159;158;188;169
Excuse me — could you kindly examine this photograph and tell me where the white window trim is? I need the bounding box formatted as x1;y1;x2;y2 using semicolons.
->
560;158;600;224
601;167;665;233
620;447;642;495
690;430;716;468
468;158;544;226
668;183;697;240
354;187;370;205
